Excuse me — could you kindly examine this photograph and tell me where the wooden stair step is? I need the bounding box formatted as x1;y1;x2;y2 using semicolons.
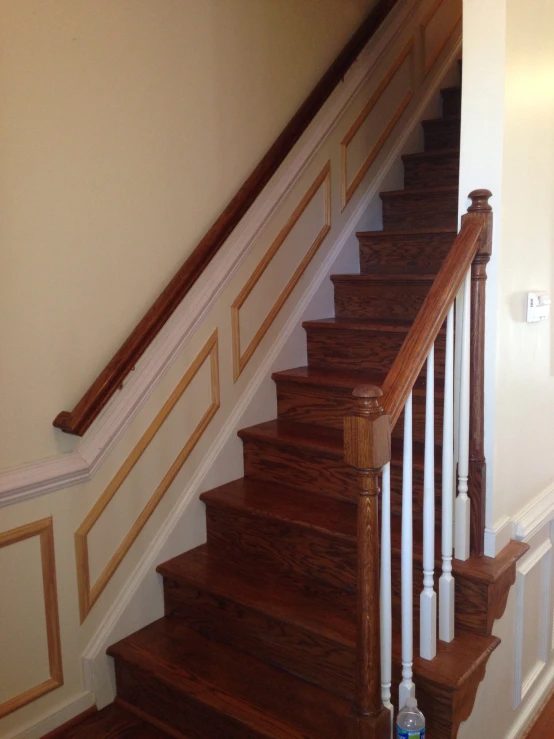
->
303;317;446;377
357;227;456;274
48;703;171;738
238;419;442;513
441;85;462;117
202;478;357;593
380;185;459;230
402;148;460;189
272;365;444;442
157;544;356;698
331;273;436;321
422;115;461;151
109;617;349;739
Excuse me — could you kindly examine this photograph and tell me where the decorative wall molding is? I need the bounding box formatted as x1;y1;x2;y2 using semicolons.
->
340;40;414;210
75;331;220;622
80;37;464;708
0;518;63;718
513;483;554;543
512;538;553;709
232;162;331;381
420;0;462;77
0;0;424;511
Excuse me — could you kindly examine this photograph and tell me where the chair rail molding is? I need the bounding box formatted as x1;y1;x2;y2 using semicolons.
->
0;0;461;511
0;0;429;510
513;482;554;543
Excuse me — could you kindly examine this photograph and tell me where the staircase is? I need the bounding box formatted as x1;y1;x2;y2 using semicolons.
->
58;79;527;739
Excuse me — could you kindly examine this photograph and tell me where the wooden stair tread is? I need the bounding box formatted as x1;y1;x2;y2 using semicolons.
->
330;273;437;283
238;419;439;462
109;618;348;739
402;147;459;162
157;544;354;646
380;184;459;199
50;704;170;738
201;477;357;539
422;115;461;126
357;227;457;238
303;316;416;333
272;365;442;395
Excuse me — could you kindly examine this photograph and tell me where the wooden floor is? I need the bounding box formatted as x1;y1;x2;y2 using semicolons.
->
525;689;554;737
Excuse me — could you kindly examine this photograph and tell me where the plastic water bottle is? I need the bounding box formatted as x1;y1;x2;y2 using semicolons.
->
396;697;426;738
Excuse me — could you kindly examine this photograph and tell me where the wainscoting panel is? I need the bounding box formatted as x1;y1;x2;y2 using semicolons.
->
340;41;414;210
232;163;331;381
75;331;220;622
0;518;62;718
420;0;462;77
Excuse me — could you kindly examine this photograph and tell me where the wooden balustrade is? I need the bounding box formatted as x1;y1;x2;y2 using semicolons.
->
345;385;392;739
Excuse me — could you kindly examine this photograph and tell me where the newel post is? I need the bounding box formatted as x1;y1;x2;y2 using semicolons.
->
345;385;392;739
463;189;493;557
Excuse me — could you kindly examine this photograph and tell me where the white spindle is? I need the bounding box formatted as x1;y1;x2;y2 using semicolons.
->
439;305;455;642
399;392;415;708
455;270;471;561
420;347;436;660
380;462;393;733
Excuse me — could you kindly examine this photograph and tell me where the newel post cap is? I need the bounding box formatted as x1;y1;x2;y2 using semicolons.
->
468;189;492;212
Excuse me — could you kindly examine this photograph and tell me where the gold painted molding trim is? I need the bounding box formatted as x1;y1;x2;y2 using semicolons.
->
0;517;63;718
232;163;331;382
340;40;414;211
420;0;462;77
75;330;220;622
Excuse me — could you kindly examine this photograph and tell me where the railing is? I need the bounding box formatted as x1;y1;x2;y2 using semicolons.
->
52;0;399;437
345;190;493;735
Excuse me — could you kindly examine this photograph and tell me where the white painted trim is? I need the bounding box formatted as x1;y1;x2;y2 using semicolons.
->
506;653;554;739
3;691;95;739
512;538;553;709
80;43;464;698
484;514;512;557
513;482;554;543
0;0;426;509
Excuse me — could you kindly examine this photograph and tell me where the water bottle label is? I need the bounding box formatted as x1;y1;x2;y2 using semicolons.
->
396;728;425;738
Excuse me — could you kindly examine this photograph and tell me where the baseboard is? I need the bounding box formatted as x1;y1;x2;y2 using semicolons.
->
2;692;95;739
484;515;512;557
513;482;554;543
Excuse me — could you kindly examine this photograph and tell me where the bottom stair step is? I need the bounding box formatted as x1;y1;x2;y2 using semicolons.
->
108;617;350;739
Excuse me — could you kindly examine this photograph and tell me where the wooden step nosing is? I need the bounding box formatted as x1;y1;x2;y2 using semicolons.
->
330;273;436;284
356;227;457;238
380;184;459;199
401;148;460;162
114;699;189;739
303;319;415;334
421;115;461;126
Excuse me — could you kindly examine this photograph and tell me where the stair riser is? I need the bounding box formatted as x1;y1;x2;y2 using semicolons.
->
403;153;460;189
306;326;446;377
358;231;454;274
423;118;461;151
275;382;444;443
242;438;440;519
441;88;462;117
114;660;270;739
205;504;356;593
381;191;458;230
333;279;431;321
162;577;355;698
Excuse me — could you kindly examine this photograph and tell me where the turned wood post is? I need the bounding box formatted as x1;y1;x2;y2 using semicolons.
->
462;189;493;557
345;385;392;739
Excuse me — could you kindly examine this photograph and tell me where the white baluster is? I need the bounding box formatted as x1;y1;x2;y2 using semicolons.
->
399;392;415;709
455;271;471;561
439;305;455;642
380;462;393;734
420;347;436;660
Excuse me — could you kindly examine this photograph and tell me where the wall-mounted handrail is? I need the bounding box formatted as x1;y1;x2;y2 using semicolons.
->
52;0;399;437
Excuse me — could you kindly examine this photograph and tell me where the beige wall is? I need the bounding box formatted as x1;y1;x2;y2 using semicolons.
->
0;0;377;468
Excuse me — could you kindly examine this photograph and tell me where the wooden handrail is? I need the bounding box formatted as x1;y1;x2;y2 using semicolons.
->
53;0;400;437
382;190;492;427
